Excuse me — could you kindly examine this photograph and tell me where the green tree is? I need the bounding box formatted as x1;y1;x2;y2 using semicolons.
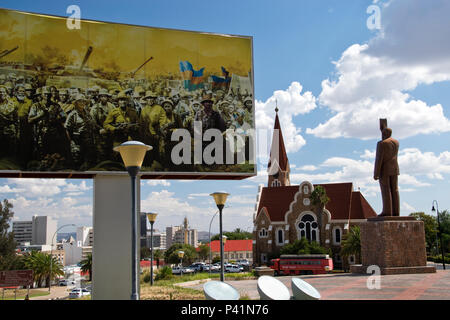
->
140;247;151;260
164;243;196;266
438;210;450;253
311;185;330;229
24;251;64;288
409;212;438;254
340;226;361;262
279;238;330;256
154;249;163;269
211;228;252;241
197;243;210;261
0;199;18;270
80;253;92;282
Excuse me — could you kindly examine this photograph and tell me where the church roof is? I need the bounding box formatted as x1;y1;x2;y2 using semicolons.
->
256;182;376;222
267;112;289;172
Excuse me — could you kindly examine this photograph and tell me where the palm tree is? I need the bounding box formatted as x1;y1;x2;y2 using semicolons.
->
24;251;64;288
80;253;92;282
340;226;361;262
311;185;330;231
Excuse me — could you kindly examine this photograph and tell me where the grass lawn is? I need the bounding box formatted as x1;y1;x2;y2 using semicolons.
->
139;271;256;300
1;288;50;300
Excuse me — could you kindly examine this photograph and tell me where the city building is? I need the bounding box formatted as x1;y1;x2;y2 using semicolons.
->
12;215;57;246
166;226;182;248
12;220;33;245
208;240;253;264
147;231;166;250
76;226;93;247
252;109;377;270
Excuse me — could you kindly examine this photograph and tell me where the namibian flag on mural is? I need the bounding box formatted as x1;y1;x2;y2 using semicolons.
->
211;66;231;90
179;60;205;91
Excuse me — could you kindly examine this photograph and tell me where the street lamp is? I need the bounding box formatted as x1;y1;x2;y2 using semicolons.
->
146;213;157;286
432;201;446;270
178;250;185;277
208;210;219;277
210;192;229;282
49;223;75;293
222;235;228;265
114;140;152;300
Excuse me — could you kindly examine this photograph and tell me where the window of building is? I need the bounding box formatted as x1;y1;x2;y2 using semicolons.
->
333;227;342;245
271;179;281;187
348;255;355;265
259;228;268;238
298;214;319;242
276;228;284;245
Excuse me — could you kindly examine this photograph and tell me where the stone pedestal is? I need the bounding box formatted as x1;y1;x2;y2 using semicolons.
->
350;217;436;275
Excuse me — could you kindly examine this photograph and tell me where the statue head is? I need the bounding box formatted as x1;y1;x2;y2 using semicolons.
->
382;127;392;140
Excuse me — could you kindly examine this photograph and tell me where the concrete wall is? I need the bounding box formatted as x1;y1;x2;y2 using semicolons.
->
92;174;140;300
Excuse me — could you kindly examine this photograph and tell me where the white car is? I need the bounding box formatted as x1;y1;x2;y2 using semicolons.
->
172;266;195;274
59;279;76;286
225;265;242;273
68;288;90;299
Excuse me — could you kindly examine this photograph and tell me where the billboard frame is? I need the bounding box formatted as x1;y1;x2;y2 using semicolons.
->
0;7;256;180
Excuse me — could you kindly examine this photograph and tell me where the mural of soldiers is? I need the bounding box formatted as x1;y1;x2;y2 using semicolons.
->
0;87;17;159
90;88;115;162
29;87;71;166
194;93;226;132
140;91;167;168
11;85;33;166
103;91;139;150
64;94;96;169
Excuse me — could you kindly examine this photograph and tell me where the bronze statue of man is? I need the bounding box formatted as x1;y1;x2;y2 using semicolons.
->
374;123;400;216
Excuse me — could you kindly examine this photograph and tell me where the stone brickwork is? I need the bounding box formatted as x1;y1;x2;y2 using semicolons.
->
351;217;436;275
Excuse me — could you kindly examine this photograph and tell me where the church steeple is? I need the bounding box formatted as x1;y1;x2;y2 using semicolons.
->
267;103;290;187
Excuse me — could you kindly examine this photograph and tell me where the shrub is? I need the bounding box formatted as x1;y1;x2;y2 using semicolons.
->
155;266;174;281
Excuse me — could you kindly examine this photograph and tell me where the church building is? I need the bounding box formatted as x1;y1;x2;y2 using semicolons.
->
252;108;377;270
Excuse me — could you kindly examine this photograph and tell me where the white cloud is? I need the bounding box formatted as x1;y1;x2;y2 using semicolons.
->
306;0;450;140
145;180;171;187
255;81;317;154
297;165;318;171
7;178;67;197
401;201;416;213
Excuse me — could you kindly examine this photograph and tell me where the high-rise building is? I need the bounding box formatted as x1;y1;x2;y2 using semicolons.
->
147;231;166;250
166;225;182;248
12;220;33;245
32;215;57;245
76;226;93;247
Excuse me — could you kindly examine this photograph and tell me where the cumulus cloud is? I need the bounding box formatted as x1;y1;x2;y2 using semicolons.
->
307;0;450;140
145;180;171;187
255;81;317;156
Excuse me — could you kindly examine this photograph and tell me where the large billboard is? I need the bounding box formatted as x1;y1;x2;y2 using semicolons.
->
0;8;255;179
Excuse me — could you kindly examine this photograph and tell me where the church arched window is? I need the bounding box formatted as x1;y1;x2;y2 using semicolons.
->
259;228;268;238
298;214;319;242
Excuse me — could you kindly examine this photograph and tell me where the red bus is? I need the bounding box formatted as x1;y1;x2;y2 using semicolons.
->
269;254;333;276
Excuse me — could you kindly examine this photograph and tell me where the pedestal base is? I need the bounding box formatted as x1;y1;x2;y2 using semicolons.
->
350;264;436;275
351;217;435;275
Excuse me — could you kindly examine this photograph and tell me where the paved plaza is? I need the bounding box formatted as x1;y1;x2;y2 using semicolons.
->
184;264;450;300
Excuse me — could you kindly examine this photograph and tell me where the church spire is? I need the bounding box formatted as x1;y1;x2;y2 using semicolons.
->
267;103;290;187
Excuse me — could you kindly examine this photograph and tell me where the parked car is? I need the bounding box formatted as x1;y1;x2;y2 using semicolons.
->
59;279;76;286
190;262;207;272
236;259;250;266
68;288;90;299
172;266;195;274
225;265;242;273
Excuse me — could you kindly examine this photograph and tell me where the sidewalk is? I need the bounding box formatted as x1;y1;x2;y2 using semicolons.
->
183;269;450;300
29;285;71;300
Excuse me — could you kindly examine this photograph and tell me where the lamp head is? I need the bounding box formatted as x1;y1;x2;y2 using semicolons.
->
432;205;436;212
222;235;227;244
177;250;185;258
113;141;152;172
210;192;229;208
146;212;158;223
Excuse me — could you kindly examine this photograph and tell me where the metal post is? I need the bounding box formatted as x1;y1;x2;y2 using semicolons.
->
433;201;446;270
219;205;224;282
208;210;218;277
130;173;139;300
150;221;154;286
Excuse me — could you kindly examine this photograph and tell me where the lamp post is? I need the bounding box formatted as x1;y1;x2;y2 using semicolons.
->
432;200;446;270
49;223;75;293
210;192;229;282
222;235;227;266
114;140;152;300
208;210;219;276
178;250;185;277
146;213;157;286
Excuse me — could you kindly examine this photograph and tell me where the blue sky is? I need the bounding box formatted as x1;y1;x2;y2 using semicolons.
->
1;0;450;235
